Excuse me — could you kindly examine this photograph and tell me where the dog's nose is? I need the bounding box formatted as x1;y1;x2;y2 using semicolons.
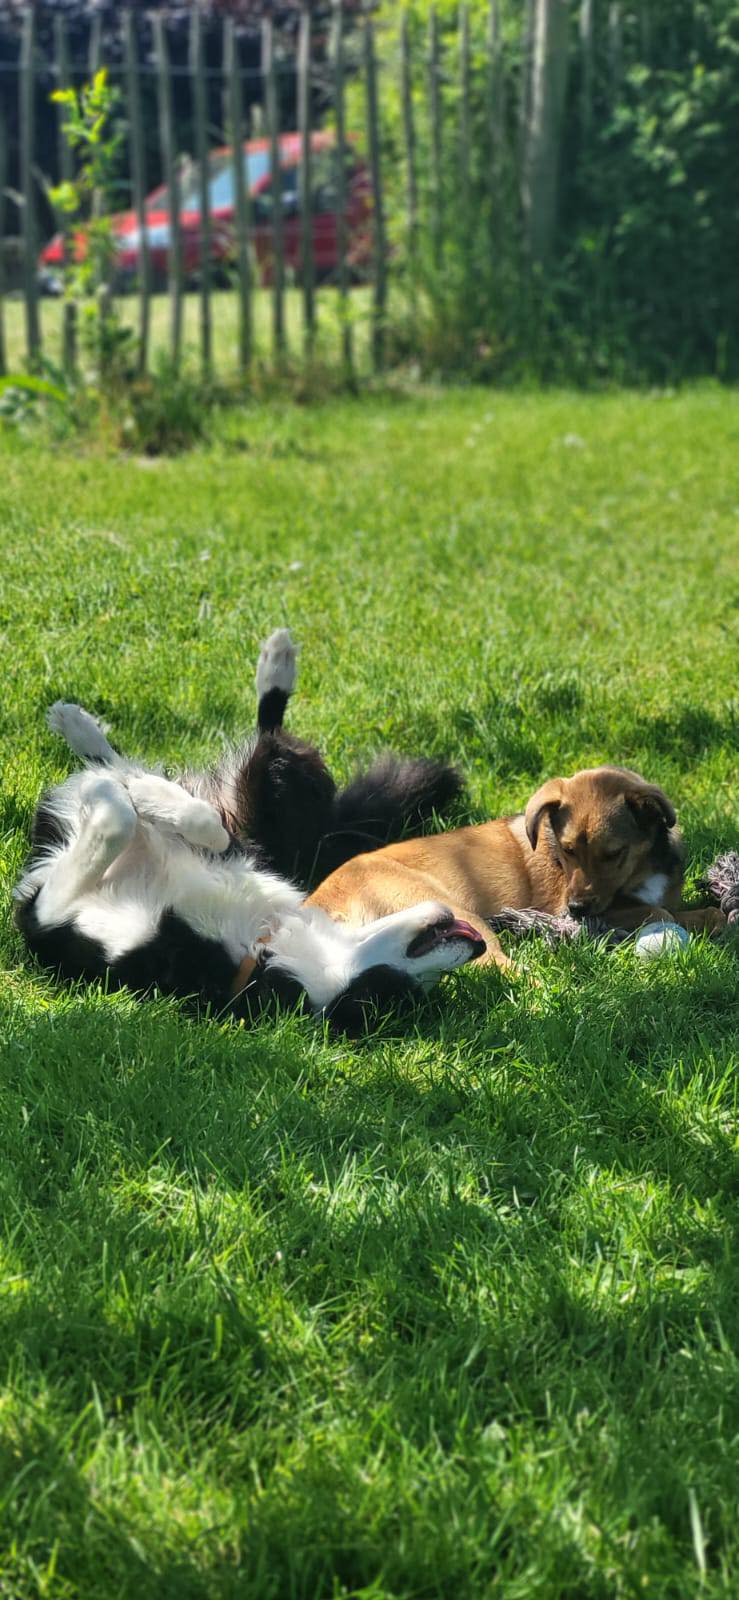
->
568;899;592;920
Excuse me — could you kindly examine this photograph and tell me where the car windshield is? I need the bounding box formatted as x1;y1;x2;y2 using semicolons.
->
147;148;272;215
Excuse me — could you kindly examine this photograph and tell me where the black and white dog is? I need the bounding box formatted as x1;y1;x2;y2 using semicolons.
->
14;631;485;1029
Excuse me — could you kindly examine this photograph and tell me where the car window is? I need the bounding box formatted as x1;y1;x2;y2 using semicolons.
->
252;166;300;222
150;148;273;216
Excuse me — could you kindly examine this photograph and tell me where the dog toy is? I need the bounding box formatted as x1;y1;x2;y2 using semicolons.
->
488;907;630;947
701;851;739;926
635;920;690;962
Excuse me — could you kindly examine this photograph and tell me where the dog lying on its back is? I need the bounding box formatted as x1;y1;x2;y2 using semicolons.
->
15;631;484;1029
308;764;727;969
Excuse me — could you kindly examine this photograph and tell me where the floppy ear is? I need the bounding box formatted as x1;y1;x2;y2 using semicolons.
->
525;779;565;849
625;779;677;830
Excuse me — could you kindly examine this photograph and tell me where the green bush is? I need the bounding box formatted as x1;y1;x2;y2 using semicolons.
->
368;0;739;382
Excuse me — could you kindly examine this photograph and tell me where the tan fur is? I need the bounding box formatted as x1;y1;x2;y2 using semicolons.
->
308;765;725;973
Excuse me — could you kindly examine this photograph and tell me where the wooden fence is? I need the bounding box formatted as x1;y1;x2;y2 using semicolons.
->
0;2;650;383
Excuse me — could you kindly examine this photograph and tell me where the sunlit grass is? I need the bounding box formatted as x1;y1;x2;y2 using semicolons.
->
1;383;738;1597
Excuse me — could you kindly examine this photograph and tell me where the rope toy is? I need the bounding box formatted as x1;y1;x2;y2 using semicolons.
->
488;907;630;947
701;851;739;926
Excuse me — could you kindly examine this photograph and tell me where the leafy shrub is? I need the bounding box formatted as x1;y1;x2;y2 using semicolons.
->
367;0;739;382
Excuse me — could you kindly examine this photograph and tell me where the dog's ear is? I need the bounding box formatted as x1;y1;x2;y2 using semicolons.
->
525;779;565;849
625;778;677;831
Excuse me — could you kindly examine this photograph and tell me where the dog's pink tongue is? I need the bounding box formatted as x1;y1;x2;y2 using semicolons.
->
448;918;484;945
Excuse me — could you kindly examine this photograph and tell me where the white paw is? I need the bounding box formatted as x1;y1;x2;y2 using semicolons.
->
79;779;137;849
126;776;230;853
185;806;231;853
47;701;115;762
256;628;298;700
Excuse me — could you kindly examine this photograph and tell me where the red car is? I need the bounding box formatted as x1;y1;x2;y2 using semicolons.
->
39;130;371;292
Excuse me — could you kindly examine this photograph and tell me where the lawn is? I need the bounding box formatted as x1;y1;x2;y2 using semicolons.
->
1;285;373;378
1;384;738;1599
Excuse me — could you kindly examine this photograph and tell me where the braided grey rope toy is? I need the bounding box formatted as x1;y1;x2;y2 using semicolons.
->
701;851;739;926
490;850;739;947
488;907;630;947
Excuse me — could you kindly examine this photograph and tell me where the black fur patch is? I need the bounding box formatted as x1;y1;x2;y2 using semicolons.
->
230;730;337;885
234;954;310;1022
19;894;239;1007
324;965;424;1035
31;795;70;852
257;686;290;734
315;755;463;881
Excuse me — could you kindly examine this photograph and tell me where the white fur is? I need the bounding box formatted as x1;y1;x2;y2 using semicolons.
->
47;702;118;764
256;628;297;702
17;762;304;967
19;688;477;1016
124;774;230;852
632;871;670;907
263;900;479;1012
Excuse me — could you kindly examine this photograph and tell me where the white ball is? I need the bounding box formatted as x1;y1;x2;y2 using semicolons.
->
635;921;690;962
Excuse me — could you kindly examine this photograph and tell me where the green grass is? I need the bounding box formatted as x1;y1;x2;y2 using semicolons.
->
1;384;739;1599
1;285;373;379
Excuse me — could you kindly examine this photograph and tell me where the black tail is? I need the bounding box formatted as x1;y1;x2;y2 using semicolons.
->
313;754;464;881
257;687;291;734
255;629;298;733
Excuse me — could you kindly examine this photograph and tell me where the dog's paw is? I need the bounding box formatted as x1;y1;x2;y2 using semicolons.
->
256;628;297;701
47;701;115;763
185;806;231;854
126;776;230;853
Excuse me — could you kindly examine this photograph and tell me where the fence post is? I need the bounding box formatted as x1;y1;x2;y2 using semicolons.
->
20;6;41;366
53;15;77;377
459;4;471;225
190;9;212;377
400;8;418;298
0;103;6;374
579;0;594;145
124;9;150;375
522;0;571;269
262;16;285;363
428;7;443;273
364;18;386;372
298;4;315;356
331;0;353;380
488;0;506;223
225;16;252;374
154;12;183;368
88;11;102;78
608;1;623;97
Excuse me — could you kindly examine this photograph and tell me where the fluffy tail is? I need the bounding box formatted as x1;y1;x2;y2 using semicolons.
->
256;628;298;733
46;701;119;765
314;753;464;880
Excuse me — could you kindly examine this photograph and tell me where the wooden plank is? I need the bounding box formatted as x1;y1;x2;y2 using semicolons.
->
331;0;353;378
20;6;41;365
364;18;386;371
262;17;285;361
297;4;315;354
124;9;150;375
428;6;443;272
225;16;252;373
153;12;183;368
459;3;471;222
0;100;6;375
519;0;536;175
87;10;102;78
190;8;212;376
579;0;594;145
400;7;418;289
609;1;623;97
54;14;77;376
488;0;506;207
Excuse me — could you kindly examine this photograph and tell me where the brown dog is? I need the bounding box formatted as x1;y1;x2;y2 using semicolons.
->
308;766;726;972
